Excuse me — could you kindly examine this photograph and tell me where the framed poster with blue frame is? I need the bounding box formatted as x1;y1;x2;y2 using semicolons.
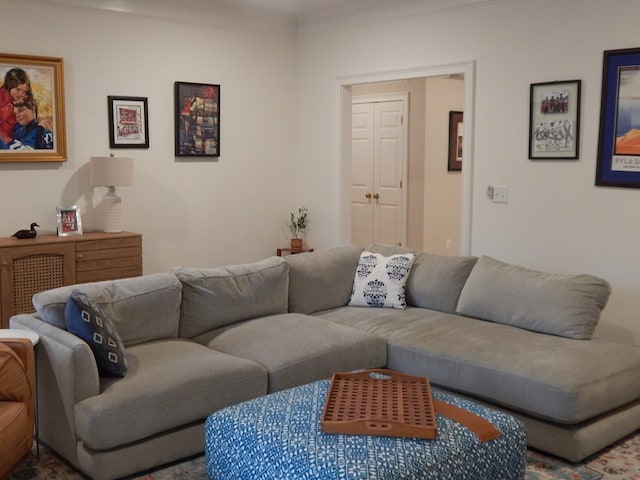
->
596;47;640;188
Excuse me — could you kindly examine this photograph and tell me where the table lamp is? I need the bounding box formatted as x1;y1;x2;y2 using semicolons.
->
90;155;134;233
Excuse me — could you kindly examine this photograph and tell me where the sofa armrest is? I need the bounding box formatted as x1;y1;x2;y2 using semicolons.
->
10;314;100;398
10;313;100;466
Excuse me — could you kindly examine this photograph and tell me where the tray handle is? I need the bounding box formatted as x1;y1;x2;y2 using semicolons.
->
364;421;393;432
333;369;426;383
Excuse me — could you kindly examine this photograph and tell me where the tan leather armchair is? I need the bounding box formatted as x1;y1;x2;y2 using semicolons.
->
0;338;35;479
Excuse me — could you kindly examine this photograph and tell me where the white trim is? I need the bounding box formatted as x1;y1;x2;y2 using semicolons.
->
352;93;406;104
337;61;476;255
29;0;296;34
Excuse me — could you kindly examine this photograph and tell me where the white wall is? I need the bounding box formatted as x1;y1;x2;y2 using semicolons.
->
0;1;298;272
3;0;640;345
424;76;463;255
296;0;640;344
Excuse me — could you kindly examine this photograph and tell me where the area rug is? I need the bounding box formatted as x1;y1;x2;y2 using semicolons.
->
9;431;640;479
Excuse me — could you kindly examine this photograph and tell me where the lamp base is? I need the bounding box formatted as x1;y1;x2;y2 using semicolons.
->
103;186;123;233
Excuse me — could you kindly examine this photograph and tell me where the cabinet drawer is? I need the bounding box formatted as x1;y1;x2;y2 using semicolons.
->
76;246;142;263
76;236;141;252
76;255;142;272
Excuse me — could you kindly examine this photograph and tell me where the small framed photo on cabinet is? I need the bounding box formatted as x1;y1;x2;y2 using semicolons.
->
57;206;82;236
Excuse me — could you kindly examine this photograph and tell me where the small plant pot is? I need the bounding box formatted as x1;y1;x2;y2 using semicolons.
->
290;238;303;250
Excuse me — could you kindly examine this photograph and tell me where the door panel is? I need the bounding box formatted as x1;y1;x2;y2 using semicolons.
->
351;98;406;247
351;103;375;247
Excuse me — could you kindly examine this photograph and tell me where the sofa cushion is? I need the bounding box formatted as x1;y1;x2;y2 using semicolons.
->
348;252;415;309
456;256;612;340
406;253;477;313
194;313;387;393
32;273;182;347
285;245;363;314
367;244;478;313
174;257;288;338
74;339;267;450
367;243;416;256
317;306;640;424
65;291;128;377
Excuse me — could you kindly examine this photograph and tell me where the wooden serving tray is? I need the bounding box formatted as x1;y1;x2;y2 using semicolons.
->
321;369;437;439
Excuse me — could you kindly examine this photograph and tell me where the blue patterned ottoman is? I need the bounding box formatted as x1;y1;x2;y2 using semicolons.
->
205;380;526;480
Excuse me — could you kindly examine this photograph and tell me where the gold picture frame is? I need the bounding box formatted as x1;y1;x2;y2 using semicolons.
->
0;53;66;162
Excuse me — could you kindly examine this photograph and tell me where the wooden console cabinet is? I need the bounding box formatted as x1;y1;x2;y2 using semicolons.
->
0;231;142;328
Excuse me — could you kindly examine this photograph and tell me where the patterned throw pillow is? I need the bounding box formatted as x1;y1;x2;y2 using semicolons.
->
348;251;415;309
64;290;128;377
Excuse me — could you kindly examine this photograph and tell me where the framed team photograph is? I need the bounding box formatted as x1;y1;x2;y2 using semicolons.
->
528;79;581;160
0;53;67;162
596;48;640;188
56;206;83;236
108;96;149;148
174;81;220;157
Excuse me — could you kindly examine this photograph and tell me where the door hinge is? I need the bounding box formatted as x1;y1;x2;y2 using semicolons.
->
400;180;403;188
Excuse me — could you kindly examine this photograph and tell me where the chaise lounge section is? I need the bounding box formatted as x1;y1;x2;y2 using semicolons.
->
9;244;640;479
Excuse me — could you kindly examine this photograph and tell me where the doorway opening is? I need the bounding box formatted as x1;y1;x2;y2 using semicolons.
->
337;61;475;255
351;92;409;248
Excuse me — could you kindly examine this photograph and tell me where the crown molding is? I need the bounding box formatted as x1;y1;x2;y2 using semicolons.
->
32;0;297;35
31;0;499;36
297;0;499;35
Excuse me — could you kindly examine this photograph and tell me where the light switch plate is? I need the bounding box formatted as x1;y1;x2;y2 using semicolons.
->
492;185;508;203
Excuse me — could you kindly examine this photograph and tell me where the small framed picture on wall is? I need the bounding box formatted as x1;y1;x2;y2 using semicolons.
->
108;96;149;148
528;79;581;160
448;111;463;171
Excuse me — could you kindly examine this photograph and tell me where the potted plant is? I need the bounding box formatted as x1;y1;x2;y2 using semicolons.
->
288;206;309;250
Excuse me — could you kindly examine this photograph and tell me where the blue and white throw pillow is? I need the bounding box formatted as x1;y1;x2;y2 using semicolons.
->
64;290;128;377
348;251;415;309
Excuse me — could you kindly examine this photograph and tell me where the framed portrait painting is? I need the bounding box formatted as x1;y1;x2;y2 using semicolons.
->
448;111;463;171
0;53;66;162
596;48;640;188
108;96;149;148
174;81;220;157
56;206;82;237
528;79;581;160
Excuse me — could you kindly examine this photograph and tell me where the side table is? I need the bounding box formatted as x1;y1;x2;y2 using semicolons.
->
277;247;314;256
0;329;40;459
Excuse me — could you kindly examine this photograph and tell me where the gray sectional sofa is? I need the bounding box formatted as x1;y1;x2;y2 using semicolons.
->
10;243;640;479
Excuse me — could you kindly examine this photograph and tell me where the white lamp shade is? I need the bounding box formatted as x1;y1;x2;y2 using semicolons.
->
90;156;134;187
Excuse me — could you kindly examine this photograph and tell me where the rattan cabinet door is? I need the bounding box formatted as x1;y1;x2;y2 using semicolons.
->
0;243;75;328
